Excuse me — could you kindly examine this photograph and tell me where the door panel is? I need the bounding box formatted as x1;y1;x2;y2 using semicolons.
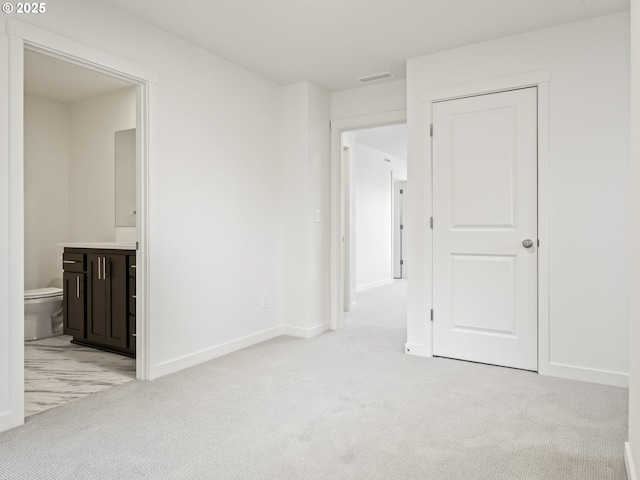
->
450;254;515;334
86;254;106;343
105;254;128;349
432;87;538;371
450;108;516;227
63;271;85;338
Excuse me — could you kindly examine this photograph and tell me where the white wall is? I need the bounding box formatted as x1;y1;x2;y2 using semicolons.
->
24;95;70;290
354;142;392;290
1;0;291;430
331;79;406;121
307;84;332;332
349;141;408;291
628;0;639;477
68;87;136;243
282;82;309;331
406;12;630;386
281;81;331;335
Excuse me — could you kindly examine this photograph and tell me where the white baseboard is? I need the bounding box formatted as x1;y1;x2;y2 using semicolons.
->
542;362;629;388
356;278;394;293
150;322;333;379
0;411;24;434
405;343;432;357
151;326;284;379
626;442;637;480
283;322;331;339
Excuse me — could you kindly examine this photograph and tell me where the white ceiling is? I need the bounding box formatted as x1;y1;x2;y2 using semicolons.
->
100;0;629;91
24;49;133;103
355;124;407;161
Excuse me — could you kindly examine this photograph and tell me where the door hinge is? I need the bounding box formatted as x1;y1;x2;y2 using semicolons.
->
400;260;404;265
430;309;434;321
537;239;540;247
136;241;139;251
430;124;433;137
400;189;404;194
400;224;404;230
429;217;433;229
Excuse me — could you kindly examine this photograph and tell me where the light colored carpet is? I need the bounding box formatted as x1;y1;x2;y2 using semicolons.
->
0;280;628;479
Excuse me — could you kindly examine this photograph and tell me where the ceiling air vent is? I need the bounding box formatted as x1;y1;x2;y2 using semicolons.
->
357;71;396;84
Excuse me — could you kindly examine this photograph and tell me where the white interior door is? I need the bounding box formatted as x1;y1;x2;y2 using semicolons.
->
432;87;538;371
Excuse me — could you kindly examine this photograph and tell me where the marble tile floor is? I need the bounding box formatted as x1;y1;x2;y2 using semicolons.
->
24;335;136;417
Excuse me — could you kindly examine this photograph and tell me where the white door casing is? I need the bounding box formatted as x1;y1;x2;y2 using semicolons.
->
341;146;353;313
432;87;538;371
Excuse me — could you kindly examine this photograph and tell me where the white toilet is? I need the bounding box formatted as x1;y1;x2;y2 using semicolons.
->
24;287;64;341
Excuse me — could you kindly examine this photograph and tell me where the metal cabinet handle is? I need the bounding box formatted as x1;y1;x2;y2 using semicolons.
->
132;333;137;337
102;256;106;279
97;257;101;280
132;295;137;299
131;265;137;269
76;276;80;298
63;260;76;264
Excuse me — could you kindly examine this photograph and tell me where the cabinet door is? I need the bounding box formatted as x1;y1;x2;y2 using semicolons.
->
127;254;136;355
63;271;85;338
105;254;128;350
86;254;106;344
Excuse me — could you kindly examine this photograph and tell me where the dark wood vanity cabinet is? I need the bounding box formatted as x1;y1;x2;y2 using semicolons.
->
128;255;136;355
62;247;136;357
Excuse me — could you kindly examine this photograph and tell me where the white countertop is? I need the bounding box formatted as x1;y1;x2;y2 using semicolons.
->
58;242;136;250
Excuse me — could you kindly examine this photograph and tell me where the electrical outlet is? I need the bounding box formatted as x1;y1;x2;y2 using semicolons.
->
261;294;268;309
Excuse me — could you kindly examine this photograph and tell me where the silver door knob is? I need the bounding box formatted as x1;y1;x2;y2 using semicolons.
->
522;239;534;248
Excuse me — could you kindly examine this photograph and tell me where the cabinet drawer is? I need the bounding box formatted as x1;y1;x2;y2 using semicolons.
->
62;252;85;272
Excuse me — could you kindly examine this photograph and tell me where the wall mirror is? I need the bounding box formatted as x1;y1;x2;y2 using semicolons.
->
115;128;136;227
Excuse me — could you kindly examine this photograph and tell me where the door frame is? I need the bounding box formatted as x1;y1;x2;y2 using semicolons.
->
341;145;353;313
393;179;406;280
4;18;156;430
330;110;407;330
418;70;551;374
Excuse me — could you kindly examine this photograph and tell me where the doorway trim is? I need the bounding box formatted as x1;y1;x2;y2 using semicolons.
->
330;110;407;330
416;70;551;374
5;18;156;430
341;145;352;313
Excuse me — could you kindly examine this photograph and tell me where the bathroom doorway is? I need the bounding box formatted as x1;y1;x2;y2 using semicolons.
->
3;20;154;431
22;48;142;416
